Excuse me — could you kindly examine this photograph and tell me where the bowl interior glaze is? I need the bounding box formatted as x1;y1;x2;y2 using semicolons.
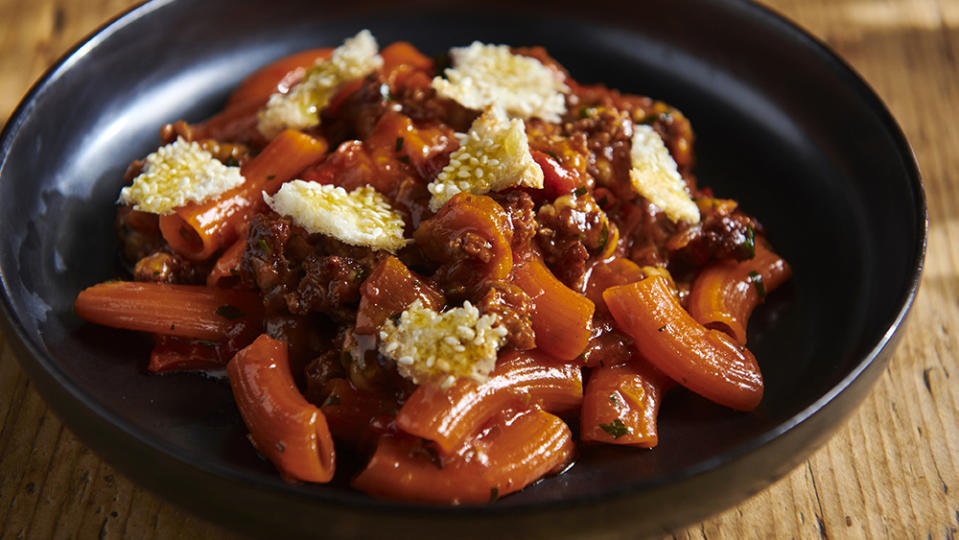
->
0;0;924;537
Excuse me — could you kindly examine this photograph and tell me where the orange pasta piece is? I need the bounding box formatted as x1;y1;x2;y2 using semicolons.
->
318;378;396;450
581;359;672;447
584;256;647;312
396;350;582;454
511;259;594;360
227;334;335;483
688;244;792;345
206;236;247;287
74;281;261;341
603;276;763;411
414;193;514;291
354;256;444;334
159;129;328;260
380;41;434;79
226;48;333;110
352;407;574;504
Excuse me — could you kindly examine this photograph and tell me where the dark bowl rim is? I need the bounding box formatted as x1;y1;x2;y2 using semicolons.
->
0;0;928;518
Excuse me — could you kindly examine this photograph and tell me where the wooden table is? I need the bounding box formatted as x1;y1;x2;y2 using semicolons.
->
1;0;956;537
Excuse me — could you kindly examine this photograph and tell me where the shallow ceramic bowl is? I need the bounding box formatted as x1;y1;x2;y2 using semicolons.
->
0;0;925;537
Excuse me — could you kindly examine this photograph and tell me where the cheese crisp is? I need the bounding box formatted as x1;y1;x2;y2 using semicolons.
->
629;124;700;224
117;138;245;215
264;180;407;252
378;299;508;387
258;30;383;138
431;41;568;122
427;106;543;211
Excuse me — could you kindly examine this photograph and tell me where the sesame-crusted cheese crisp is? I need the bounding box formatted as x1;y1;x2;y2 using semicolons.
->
431;41;568;122
264;180;407;252
628;124;700;225
116;138;245;215
378;300;508;387
257;30;383;138
427;106;543;211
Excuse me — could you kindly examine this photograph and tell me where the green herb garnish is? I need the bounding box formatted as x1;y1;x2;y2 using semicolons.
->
597;223;609;252
224;156;239;167
215;304;244;321
395;137;405;152
608;393;622;407
748;270;766;298
744;225;756;258
257;237;272;255
266;174;276;181
397;155;410;164
574;186;588;197
323;394;341;407
599;418;631;439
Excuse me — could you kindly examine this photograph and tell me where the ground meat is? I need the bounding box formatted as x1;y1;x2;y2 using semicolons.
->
535;193;613;289
132;251;207;284
320;74;390;145
668;211;761;267
491;190;538;261
285;255;366;323
563;106;635;198
241;214;377;323
242;214;296;295
476;281;536;351
566;84;696;183
392;84;478;133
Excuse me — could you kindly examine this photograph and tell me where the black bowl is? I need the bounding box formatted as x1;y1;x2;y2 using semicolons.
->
0;0;925;537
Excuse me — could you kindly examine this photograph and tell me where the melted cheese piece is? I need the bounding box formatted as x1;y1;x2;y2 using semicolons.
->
264;180;407;252
628;124;700;224
431;41;568;122
378;300;507;387
427;106;543;211
257;30;383;138
117;138;245;215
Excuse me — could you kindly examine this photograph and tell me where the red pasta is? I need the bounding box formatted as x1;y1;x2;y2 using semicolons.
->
688;244;792;345
227;334;336;483
75;34;791;502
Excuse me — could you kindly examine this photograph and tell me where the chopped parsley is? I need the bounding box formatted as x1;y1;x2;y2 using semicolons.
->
579;106;596;119
395;137;405;152
574;186;588;197
597;223;609;252
599;418;631;439
215;304;245;321
744;225;756;258
323;394;341;407
608;393;622;407
748;270;767;298
397;155;410;164
266;174;276;181
657;325;666;332
223;156;239;167
257;237;272;255
545;150;560;162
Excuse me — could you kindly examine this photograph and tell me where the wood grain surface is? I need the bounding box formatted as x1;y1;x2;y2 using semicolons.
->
1;0;957;538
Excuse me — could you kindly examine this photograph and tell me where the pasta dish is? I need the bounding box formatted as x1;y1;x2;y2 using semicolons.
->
74;31;791;503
